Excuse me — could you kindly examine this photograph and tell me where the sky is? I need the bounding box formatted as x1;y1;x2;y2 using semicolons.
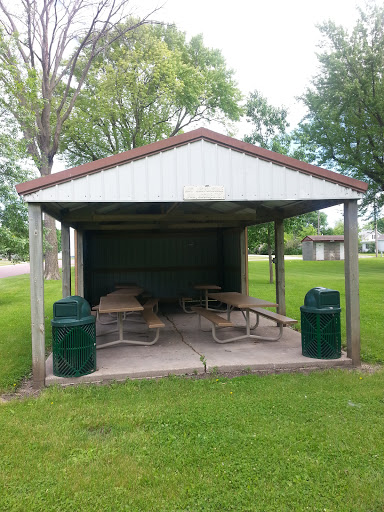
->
135;0;368;226
137;0;361;130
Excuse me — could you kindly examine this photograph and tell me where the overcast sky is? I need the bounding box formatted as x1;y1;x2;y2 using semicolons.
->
136;0;372;225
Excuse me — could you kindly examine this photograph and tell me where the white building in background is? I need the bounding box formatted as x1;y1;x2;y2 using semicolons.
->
360;230;384;253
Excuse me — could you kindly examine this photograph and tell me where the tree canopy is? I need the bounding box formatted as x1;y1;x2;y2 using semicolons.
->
0;113;34;261
297;3;384;199
243;89;289;151
61;23;243;166
0;0;158;278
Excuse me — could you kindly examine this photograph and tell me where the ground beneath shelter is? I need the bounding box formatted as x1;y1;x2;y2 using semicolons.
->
45;306;352;386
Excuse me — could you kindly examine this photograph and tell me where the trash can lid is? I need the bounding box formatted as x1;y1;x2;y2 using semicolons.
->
53;295;93;321
303;287;340;311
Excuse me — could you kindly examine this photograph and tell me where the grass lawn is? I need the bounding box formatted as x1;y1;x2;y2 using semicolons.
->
0;273;65;392
1;259;384;511
1;371;384;511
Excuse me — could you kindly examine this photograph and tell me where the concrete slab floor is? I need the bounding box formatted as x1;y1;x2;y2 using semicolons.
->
45;306;352;386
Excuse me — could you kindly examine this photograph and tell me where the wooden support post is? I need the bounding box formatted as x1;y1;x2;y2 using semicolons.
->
61;223;71;298
240;228;248;294
74;230;77;294
28;203;45;388
76;230;84;297
217;230;224;289
274;218;286;315
344;200;361;365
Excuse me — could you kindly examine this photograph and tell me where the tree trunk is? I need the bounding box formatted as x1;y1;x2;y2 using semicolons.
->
44;214;60;280
40;156;60;280
374;200;378;258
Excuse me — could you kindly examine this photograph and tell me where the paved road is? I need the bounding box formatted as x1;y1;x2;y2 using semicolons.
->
0;262;31;278
0;260;68;278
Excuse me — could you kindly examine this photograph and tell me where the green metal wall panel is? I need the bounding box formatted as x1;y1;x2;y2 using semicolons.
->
84;230;238;305
222;229;242;292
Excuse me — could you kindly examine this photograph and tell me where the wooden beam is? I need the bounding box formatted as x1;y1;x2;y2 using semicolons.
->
61;223;71;298
28;203;45;389
75;222;247;231
344;200;361;365
240;227;248;294
76;230;84;297
63;212;258;223
74;230;78;295
274;218;286;315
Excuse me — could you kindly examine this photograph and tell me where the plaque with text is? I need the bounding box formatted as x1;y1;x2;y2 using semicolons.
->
183;185;225;200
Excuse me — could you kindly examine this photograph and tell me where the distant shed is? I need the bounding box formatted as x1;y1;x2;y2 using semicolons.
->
302;235;344;261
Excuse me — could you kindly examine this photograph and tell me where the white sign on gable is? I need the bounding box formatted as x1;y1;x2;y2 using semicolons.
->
183;185;225;200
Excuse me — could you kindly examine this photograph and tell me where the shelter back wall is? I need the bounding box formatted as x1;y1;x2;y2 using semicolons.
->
83;229;242;305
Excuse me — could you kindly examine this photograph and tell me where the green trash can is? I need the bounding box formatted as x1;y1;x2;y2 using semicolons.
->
300;287;341;359
51;296;96;377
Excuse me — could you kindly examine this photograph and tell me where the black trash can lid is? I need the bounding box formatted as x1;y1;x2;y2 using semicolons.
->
52;295;94;325
301;287;341;313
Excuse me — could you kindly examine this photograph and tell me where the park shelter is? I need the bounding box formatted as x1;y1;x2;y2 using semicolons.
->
16;128;368;387
302;235;345;261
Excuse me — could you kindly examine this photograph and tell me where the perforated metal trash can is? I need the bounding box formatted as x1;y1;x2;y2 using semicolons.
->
51;296;96;377
300;287;341;359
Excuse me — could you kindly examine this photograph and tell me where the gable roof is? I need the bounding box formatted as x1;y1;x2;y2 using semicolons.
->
302;235;344;243
16;128;368;196
360;230;384;241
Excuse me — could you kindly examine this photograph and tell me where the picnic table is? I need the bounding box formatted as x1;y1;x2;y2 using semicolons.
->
193;284;221;309
97;294;164;348
107;286;144;296
192;292;296;343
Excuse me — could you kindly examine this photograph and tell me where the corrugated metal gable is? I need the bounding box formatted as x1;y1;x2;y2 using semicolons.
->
24;140;363;203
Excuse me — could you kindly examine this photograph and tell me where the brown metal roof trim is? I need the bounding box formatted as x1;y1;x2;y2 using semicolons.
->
16;128;369;195
301;235;345;242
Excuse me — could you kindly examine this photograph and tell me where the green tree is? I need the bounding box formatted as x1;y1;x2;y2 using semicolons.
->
285;211;329;238
61;23;243;166
297;3;384;198
0;200;29;262
0;113;33;261
0;0;158;278
363;217;384;233
243;90;289;150
332;220;344;235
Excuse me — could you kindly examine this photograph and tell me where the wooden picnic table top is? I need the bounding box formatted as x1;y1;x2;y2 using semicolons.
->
107;287;144;296
208;292;278;309
193;284;222;290
99;295;144;314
